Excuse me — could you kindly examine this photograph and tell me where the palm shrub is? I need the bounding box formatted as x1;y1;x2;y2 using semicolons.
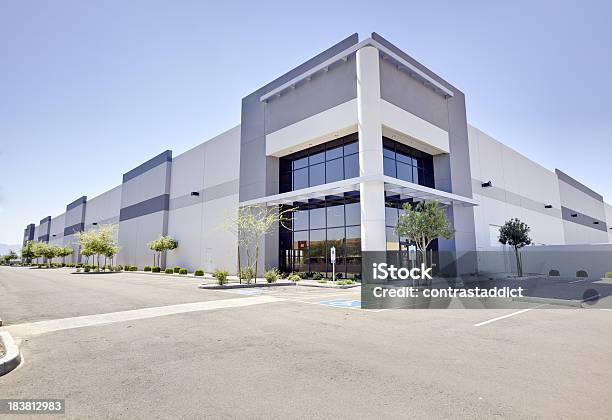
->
165;268;174;274
194;269;204;277
213;270;229;285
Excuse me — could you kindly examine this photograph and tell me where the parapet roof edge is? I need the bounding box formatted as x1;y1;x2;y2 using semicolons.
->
259;35;454;102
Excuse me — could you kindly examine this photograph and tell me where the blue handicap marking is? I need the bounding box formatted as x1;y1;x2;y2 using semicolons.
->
319;299;361;309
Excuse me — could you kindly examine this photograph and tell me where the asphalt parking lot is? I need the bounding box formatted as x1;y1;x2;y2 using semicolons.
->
1;266;611;419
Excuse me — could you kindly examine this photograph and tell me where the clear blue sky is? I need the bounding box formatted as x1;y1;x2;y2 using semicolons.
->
1;0;611;244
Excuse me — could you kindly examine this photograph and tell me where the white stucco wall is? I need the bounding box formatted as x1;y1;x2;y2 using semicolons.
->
166;125;240;272
468;125;565;251
84;186;122;230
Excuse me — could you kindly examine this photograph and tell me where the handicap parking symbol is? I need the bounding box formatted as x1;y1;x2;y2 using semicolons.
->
319;299;361;309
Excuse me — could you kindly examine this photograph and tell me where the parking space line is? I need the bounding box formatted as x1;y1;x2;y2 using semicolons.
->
6;295;285;337
569;279;588;284
474;304;547;327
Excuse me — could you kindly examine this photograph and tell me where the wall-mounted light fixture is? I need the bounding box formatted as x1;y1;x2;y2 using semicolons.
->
571;213;578;218
191;191;200;197
544;204;553;209
92;222;98;226
593;221;600;225
481;181;493;188
52;234;56;237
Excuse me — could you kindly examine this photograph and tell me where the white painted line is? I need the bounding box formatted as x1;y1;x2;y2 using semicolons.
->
474;304;547;327
599;309;612;312
569;279;588;283
7;295;285;337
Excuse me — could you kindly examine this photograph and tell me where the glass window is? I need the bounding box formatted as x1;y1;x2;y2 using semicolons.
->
309;229;326;273
344;154;359;179
397;152;411;164
345;202;360;226
326;145;343;161
383;147;395;158
385;206;398;227
386;227;399;251
384;157;396;177
309;151;325;165
309;163;325;187
344;141;358;155
293;230;308;250
280;171;292;193
310;207;326;230
325;158;343;183
293;168;308;190
397;162;413;183
293;210;309;231
293;156;308;170
413;167;419;185
326;205;344;228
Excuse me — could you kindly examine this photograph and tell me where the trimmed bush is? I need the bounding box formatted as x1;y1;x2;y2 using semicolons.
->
152;266;161;273
144;266;152;272
548;269;560;277
297;272;308;279
173;266;181;273
179;268;188;275
317;279;328;284
313;272;323;280
576;270;588;278
288;274;301;282
213;270;229;285
604;272;612;279
165;268;174;274
264;269;279;283
84;267;90;273
337;279;355;286
129;266;137;271
194;269;204;277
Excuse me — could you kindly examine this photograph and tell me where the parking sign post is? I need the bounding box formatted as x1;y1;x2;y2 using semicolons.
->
330;246;336;281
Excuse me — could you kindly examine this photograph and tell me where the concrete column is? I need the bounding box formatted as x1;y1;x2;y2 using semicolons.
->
357;46;386;252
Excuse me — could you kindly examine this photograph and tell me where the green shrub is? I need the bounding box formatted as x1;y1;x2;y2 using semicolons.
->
179;268;188;275
173;266;181;273
152;266;161;273
336;272;343;279
84;267;90;273
194;269;204;277
130;266;137;271
549;269;560;277
144;266;152;272
317;279;328;284
239;267;255;283
297;271;308;279
213;269;229;285
576;270;588;278
264;269;279;283
165;268;174;274
337;279;355;286
288;274;301;282
313;272;323;280
76;267;82;273
604;272;612;279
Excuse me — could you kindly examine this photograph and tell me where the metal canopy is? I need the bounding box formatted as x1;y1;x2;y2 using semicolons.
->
239;176;477;208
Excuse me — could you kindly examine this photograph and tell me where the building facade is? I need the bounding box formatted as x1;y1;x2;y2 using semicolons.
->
23;33;612;275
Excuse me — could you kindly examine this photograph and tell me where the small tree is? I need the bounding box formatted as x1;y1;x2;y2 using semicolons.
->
76;224;119;270
58;246;73;264
498;218;532;277
147;236;177;269
2;250;18;264
394;200;454;277
224;205;294;283
21;241;37;263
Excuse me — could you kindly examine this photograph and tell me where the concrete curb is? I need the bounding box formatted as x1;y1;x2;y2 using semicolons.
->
199;282;295;289
0;330;21;376
297;282;361;289
512;296;591;308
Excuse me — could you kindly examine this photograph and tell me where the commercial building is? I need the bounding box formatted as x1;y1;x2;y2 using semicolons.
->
23;33;612;276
